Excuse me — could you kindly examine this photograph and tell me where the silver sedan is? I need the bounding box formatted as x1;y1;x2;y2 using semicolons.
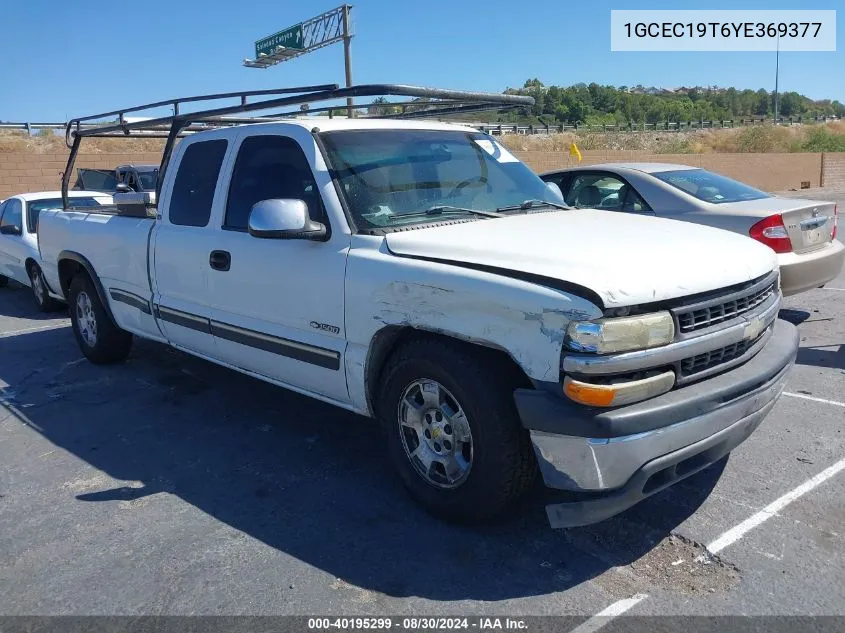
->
540;163;844;296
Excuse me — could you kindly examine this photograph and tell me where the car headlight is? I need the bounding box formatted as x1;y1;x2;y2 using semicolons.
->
565;311;675;354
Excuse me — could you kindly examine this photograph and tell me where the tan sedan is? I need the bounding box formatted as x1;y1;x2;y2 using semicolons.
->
541;163;844;296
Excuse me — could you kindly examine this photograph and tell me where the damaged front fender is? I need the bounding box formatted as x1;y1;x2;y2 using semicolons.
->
343;242;603;414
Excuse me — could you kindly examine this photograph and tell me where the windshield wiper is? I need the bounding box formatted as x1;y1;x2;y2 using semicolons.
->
496;199;570;213
391;205;504;221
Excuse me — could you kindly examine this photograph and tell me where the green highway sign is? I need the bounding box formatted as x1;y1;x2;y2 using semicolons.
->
255;24;304;57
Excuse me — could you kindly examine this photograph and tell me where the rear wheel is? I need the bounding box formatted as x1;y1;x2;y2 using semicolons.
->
68;274;132;364
378;338;536;523
28;263;62;312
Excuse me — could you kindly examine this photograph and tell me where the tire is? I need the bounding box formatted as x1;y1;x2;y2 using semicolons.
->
0;275;7;288
68;273;132;364
28;263;63;312
379;338;537;523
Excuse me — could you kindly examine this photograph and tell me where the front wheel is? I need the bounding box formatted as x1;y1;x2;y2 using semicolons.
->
379;338;537;523
28;263;62;312
68;274;132;364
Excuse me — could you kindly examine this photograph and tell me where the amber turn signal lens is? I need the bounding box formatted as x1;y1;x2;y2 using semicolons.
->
563;371;676;408
563;379;616;407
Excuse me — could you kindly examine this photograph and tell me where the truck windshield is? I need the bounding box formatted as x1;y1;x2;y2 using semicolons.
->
320;130;562;230
137;170;158;191
75;169;118;193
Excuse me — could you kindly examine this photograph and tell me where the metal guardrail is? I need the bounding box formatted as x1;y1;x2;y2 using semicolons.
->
1;115;841;136
475;115;843;135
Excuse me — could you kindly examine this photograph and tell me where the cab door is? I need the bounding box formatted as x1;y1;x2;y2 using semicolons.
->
150;133;232;358
204;128;350;402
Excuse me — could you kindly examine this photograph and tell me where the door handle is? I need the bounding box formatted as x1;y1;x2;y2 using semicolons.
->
209;250;231;271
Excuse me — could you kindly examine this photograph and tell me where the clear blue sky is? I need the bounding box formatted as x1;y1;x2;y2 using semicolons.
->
0;0;842;121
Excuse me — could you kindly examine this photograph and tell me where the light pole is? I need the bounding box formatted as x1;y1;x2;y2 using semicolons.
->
773;35;780;124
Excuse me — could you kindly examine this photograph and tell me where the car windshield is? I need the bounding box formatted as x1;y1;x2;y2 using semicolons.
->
320;129;563;230
27;197;107;233
137;170;158;191
652;168;770;204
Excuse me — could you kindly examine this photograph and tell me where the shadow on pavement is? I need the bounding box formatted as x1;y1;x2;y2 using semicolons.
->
778;309;811;326
0;326;727;601
795;344;845;371
0;285;67;321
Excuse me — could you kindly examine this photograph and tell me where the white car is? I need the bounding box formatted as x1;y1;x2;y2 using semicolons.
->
37;87;799;528
540;164;844;296
0;191;112;310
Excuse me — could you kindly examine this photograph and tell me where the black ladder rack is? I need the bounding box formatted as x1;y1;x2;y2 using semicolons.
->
61;83;534;207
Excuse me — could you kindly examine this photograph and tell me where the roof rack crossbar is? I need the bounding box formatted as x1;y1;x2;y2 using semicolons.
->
70;83;340;124
374;102;511;120
61;83;534;208
254;99;496;120
68;84;533;139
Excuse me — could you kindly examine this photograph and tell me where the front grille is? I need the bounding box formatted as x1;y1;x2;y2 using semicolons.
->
680;331;766;377
676;279;776;333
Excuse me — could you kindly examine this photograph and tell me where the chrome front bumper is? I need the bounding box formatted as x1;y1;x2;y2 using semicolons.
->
515;319;799;527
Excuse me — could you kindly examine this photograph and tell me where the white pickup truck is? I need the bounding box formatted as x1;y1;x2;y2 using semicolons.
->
38;87;799;527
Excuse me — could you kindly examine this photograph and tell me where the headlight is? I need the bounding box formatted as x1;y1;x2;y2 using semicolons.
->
565;311;675;354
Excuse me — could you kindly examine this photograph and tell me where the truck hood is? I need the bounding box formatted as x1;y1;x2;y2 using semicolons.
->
384;209;778;308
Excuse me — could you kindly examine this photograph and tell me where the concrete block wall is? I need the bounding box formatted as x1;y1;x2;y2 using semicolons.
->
1;149;841;201
0;152;162;200
512;150;825;192
821;153;845;188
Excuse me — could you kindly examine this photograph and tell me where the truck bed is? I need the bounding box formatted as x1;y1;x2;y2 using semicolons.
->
39;208;155;309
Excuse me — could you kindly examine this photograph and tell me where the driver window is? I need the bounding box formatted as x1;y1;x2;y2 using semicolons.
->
224;135;325;231
566;173;650;213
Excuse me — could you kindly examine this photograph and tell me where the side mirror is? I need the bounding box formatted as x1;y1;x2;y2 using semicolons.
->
248;199;326;240
0;224;22;236
115;182;132;193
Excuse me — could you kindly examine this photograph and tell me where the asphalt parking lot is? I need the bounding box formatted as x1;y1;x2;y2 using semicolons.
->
1;191;843;619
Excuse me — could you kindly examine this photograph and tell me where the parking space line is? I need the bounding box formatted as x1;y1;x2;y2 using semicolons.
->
0;322;70;338
783;392;845;408
704;456;845;556
819;287;845;291
567;594;648;633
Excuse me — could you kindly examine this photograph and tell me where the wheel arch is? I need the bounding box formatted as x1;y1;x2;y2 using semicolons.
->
364;325;533;419
24;256;61;297
57;251;117;323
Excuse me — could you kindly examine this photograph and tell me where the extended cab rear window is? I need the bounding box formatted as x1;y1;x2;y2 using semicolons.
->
169;140;228;227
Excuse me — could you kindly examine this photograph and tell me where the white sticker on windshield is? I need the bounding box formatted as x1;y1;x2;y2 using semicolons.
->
473;138;519;163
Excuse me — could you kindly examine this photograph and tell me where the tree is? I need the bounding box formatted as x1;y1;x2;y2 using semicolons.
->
500;79;834;124
778;92;804;117
756;89;771;116
367;96;400;116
